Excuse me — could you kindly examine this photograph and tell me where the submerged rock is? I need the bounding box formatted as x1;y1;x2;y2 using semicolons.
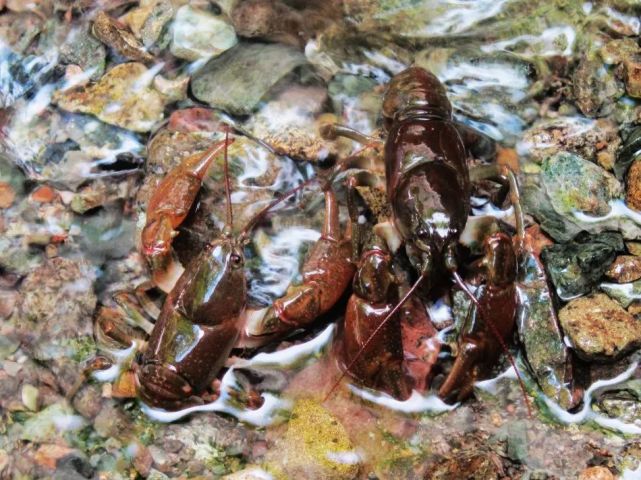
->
12;256;97;391
264;399;359;480
559;293;641;361
578;466;615;480
600;280;641;309
231;0;305;48
626;159;641;212
615;125;641;180
541;232;625;301
518;117;620;169
606;255;641;283
541;152;623;217
423;451;502;480
19;402;85;443
0;11;44;53
245;85;333;163
191;42;306;115
92;11;154;64
124;0;174;47
572;55;623;118
624;54;641;98
521;152;641;242
517;227;579;409
53;62;165;132
170;5;237;61
59;23;107;80
594;379;641;426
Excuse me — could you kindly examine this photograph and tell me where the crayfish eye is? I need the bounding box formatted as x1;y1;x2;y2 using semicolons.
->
230;253;243;267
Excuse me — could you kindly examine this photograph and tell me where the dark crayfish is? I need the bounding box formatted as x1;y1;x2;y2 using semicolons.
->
133;130;358;410
324;66;530;409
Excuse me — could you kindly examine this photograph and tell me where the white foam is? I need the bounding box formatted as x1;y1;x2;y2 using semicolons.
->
53;413;86;432
92;342;138;382
141;324;336;426
481;25;577;57
475;365;518;395
573;199;641;225
541;360;641;434
415;0;509;37
348;386;458;414
326;450;362;465
239;324;335;368
428;298;453;325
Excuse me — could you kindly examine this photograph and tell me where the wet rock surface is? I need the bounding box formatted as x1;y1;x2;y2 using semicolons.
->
170;5;237;61
541;232;625;301
53;62;165;132
191;42;306;114
559;293;641;361
606;255;641;283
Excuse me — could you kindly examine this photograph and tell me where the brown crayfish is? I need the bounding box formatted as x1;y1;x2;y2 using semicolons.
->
92;66;531;414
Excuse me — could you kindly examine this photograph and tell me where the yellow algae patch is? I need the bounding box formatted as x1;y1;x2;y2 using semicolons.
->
265;399;359;480
53;63;164;132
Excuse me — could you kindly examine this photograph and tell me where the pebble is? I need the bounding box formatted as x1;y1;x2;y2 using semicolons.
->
601;280;641;308
572;56;622;117
13;256;97;391
264;399;359;480
0;181;15;208
559;293;641;361
578;466;614;480
231;0;304;48
92;11;154;64
191;42;306;115
170;5;237;61
624;56;641;98
124;0;174;47
627;242;641;256
626;159;641;211
542;151;623;216
59;23;106;81
153;74;189;103
606;255;641;283
21;383;39;411
53;62;165;132
30;185;58;203
518;118;620;166
0;290;17;319
541;232;624;301
34;444;75;471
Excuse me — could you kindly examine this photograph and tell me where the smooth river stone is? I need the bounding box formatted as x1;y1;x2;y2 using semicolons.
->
191;42;306;115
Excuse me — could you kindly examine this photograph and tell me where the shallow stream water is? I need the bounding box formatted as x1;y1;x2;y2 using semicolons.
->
2;1;641;479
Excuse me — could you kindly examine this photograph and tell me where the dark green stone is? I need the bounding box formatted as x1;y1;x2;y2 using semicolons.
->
541;232;625;301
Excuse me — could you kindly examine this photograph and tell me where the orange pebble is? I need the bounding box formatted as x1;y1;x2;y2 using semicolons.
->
30;185;59;203
497;147;520;173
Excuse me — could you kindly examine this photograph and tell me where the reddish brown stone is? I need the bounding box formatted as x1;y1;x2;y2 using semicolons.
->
606;255;641;283
0;181;15;208
627;159;641;211
578;466;614;480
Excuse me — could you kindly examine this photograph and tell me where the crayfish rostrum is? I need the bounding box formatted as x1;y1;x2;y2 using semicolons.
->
91;66;535;414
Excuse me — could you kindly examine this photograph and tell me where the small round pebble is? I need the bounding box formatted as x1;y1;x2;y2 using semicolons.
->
606;255;641;283
578;466;614;480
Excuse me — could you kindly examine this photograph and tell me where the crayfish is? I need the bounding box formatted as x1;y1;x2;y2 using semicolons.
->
92;66;532;414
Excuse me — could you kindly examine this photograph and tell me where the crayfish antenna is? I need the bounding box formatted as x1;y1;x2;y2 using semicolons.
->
324;273;427;402
222;127;234;232
451;271;533;418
